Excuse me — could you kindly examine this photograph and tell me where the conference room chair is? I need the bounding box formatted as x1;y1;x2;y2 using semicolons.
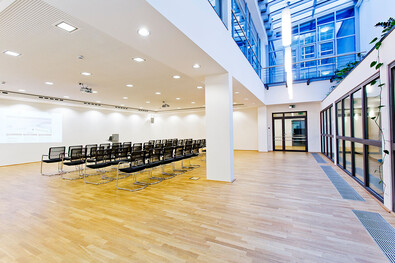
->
181;142;197;169
85;144;97;158
148;140;155;145
62;148;85;180
100;143;111;150
160;146;180;178
155;139;161;145
172;138;178;146
84;149;114;185
64;145;83;160
144;149;164;184
132;143;143;152
41;146;66;176
117;151;148;192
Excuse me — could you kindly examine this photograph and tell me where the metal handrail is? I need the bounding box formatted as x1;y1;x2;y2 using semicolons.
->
263;51;366;70
231;8;263;70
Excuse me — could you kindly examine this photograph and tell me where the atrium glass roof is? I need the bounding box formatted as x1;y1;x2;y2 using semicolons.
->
266;0;356;31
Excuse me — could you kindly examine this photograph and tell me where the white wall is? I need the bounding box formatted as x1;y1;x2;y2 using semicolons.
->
0;98;260;166
265;102;322;152
358;0;395;53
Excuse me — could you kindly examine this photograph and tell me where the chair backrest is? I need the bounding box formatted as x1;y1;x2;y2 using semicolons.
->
70;148;83;160
100;143;111;149
155;140;161;145
148;140;155;145
163;147;174;161
89;146;98;157
118;146;129;158
48;146;65;160
132;143;143;152
85;144;97;157
201;139;206;147
68;145;83;157
123;142;132;147
143;142;154;151
148;149;161;164
162;139;168;145
130;151;145;167
172;139;178;146
192;142;200;154
185;143;193;154
175;146;184;158
178;139;185;146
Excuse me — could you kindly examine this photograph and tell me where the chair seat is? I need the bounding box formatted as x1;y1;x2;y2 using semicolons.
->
63;160;85;166
43;158;62;163
146;161;163;168
119;165;146;174
87;162;111;169
111;158;129;165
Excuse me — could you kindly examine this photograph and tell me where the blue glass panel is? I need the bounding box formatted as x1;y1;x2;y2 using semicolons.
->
302;45;315;59
292;25;299;34
319;23;335;41
337;36;356;54
300;32;315;44
300;20;316;33
320;42;334;56
336;7;354;20
318;13;334;25
208;0;222;19
336;18;355;37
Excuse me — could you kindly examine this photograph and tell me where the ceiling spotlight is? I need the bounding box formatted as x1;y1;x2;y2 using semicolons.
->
197;86;203;89
177;107;181;109
45;82;54;85
81;72;91;76
133;57;145;62
234;91;240;94
121;104;125;106
137;27;150;37
176;97;180;100
3;50;21;57
193;64;201;69
126;84;134;87
63;96;69;99
92;90;98;94
244;98;249;101
155;92;161;95
146;101;150;104
18;89;26;92
56;22;78;32
123;97;128;99
191;101;195;104
173;75;181;79
96;101;101;103
139;107;143;109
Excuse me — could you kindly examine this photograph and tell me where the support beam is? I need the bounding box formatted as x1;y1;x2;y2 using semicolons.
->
205;73;234;182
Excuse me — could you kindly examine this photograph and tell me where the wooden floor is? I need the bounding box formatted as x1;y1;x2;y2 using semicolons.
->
0;151;394;262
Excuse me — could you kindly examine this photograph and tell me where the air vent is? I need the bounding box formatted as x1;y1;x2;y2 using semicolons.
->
38;96;63;101
138;109;149;112
83;102;101;106
115;106;128;110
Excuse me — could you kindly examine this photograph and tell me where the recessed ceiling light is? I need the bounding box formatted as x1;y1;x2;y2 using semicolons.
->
233;102;237;105
146;101;150;104
235;91;240;94
63;96;69;99
56;22;77;32
173;75;181;79
137;27;150;37
177;107;181;109
197;86;203;89
121;104;125;106
155;92;161;95
123;97;128;100
96;101;101;103
244;98;249;100
92;90;98;94
139;107;143;109
191;101;195;104
81;72;91;76
126;84;134;87
133;57;145;62
193;64;201;69
176;97;180;100
45;82;54;85
18;89;25;92
3;50;21;57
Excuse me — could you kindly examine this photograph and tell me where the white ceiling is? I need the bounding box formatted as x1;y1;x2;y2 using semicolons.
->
0;0;262;111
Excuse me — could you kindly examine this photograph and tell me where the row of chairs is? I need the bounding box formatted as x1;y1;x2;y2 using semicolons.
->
40;139;206;191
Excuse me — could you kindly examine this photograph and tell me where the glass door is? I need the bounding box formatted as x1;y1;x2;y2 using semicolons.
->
272;112;308;152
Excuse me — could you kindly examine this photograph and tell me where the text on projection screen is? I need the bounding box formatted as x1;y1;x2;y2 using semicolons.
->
0;110;62;143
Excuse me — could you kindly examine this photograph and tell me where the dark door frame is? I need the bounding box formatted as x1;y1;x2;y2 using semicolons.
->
388;61;395;212
272;111;308;152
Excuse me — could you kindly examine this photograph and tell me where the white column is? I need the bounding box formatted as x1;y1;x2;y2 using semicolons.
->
205;73;234;182
258;106;269;152
222;0;232;32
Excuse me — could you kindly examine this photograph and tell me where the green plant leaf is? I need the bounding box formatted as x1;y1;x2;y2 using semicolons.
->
378;83;385;87
370;80;377;86
376;63;384;69
370;61;377;68
384;150;389;154
375;42;382;50
370;37;378;44
371;116;376;120
378;105;385;108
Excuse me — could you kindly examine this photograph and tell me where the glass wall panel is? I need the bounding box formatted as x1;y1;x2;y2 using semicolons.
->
336;8;355;20
353;89;363;138
344;96;351;137
354;143;364;182
337;101;342;135
345;141;352;173
336;19;355;37
274;119;283;150
366;80;382;141
338;139;344;166
367;145;384;197
337;36;356;54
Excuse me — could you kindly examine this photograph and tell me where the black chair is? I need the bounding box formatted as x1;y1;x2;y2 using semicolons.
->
62;148;85;180
160;146;180;178
64;145;83;160
132;143;143;152
178;139;185;146
155;140;161;145
172;138;178;146
144;149;164;184
41;146;65;176
100;143;111;150
148;140;155;145
172;146;187;173
181;142;197;169
111;146;130;165
162;139;168;146
84;144;97;158
123;142;132;148
84;149;114;184
117;151;148;192
143;142;154;151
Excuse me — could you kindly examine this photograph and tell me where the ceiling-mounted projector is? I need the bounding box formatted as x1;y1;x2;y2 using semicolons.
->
79;82;92;93
162;101;170;108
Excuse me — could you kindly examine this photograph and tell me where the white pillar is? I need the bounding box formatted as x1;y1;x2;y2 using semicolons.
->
205;73;234;182
258;106;269;152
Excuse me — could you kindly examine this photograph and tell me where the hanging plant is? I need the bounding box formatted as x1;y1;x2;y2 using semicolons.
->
368;17;395;185
334;61;359;82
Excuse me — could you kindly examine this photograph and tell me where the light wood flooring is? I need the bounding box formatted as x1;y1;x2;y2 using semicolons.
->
0;151;394;262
